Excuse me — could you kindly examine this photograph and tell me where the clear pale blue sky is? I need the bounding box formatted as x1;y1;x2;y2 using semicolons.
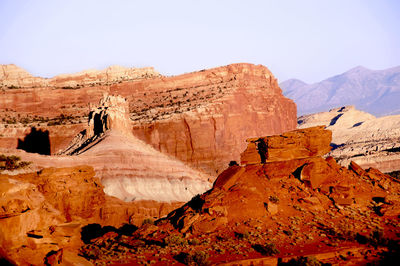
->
0;0;399;83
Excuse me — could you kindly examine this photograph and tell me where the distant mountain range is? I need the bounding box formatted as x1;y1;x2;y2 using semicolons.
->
280;65;400;117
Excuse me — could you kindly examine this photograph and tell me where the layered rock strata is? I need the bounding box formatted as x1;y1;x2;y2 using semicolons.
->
0;63;297;175
298;106;400;173
13;95;212;203
129;63;297;175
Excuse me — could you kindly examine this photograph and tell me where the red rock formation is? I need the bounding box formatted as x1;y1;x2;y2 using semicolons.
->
0;64;45;88
129;63;297;175
169;127;397;232
240;126;331;165
52;95;211;203
0;63;297;175
75;126;400;265
0;166;181;265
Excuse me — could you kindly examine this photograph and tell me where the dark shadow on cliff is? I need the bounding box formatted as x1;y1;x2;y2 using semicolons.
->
17;127;51;155
329;113;343;126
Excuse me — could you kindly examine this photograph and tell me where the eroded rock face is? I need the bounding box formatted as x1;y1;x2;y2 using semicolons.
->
298;106;400;173
0;166;180;265
0;64;45;88
240;126;331;165
167;126;400;234
0;166;102;265
73;127;400;265
0;63;297;176
60;95;132;155
88;95;131;136
130;63;297;175
53;95;212;202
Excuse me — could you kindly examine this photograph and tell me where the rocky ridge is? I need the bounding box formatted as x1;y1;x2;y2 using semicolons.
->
298;106;400;173
76;126;400;265
0;64;160;88
280;65;400;116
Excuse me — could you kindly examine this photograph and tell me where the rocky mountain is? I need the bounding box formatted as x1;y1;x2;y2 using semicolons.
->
0;63;297;176
298;106;400;173
280;65;400;116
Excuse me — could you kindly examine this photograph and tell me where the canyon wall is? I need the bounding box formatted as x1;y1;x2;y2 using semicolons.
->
128;64;297;175
0;63;297;175
13;95;212;203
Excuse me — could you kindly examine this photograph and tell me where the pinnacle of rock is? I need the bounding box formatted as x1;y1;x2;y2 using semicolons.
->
59;95;132;155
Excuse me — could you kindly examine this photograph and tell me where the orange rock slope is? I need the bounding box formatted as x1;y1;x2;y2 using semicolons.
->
0;166;182;265
0;63;297;175
78;126;400;265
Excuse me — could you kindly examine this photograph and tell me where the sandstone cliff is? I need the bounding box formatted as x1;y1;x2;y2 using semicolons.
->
129;63;297;175
298;106;400;173
0;63;297;176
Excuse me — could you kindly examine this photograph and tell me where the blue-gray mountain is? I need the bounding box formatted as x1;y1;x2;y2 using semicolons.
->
280;65;400;117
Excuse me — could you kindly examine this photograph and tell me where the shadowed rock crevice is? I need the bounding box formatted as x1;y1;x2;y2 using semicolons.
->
17;127;51;155
329;113;343;126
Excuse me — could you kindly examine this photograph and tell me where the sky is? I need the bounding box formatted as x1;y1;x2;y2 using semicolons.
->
0;0;399;83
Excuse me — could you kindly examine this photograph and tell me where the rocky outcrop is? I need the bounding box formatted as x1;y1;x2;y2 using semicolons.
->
0;166;114;265
60;95;132;155
78;126;400;265
167;126;399;232
0;166;183;265
298;106;400;173
0;64;45;88
240;126;331;165
88;95;131;136
0;63;297;176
